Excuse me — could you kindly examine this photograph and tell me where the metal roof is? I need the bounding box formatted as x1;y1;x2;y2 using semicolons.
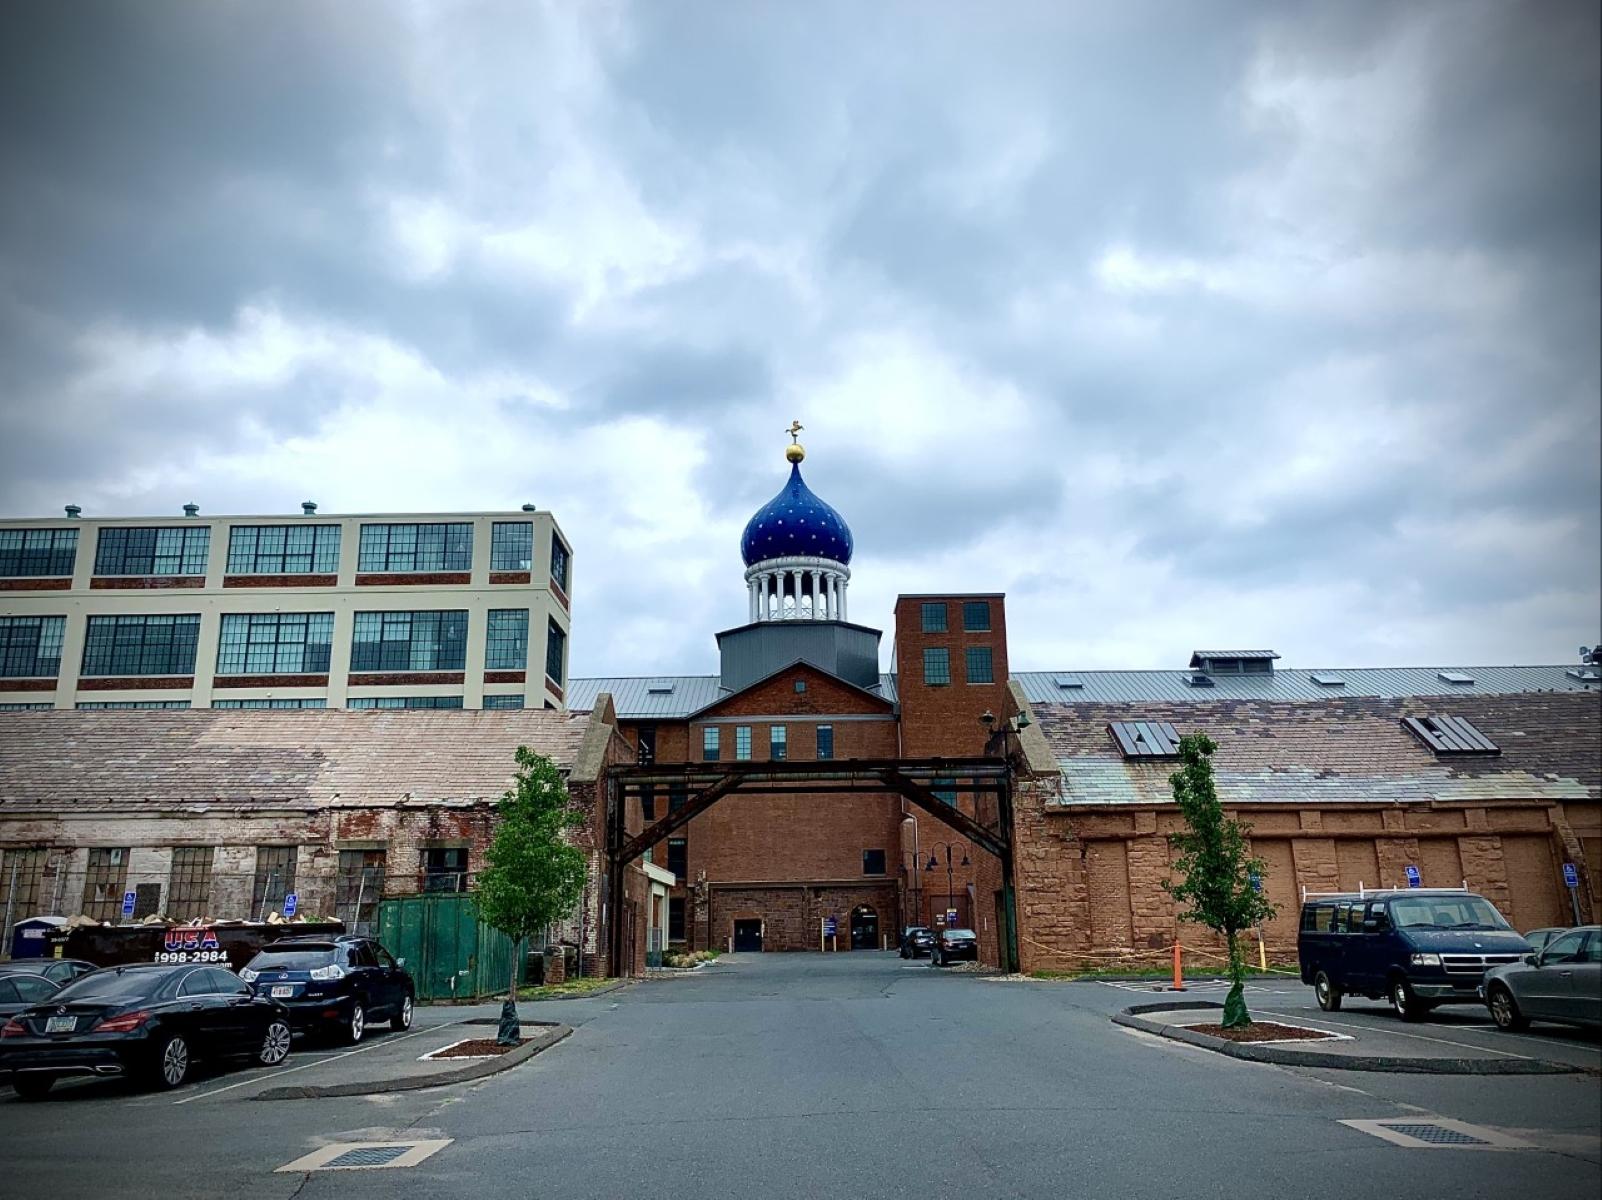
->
568;673;899;719
1013;664;1599;706
1190;650;1281;663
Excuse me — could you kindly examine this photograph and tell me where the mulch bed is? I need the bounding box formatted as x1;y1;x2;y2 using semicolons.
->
429;1037;529;1059
1180;1021;1335;1043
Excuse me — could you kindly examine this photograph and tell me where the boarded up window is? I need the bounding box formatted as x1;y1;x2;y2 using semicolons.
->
1500;836;1564;931
1252;838;1297;940
1335;840;1380;893
1416;839;1464;891
1086;841;1133;949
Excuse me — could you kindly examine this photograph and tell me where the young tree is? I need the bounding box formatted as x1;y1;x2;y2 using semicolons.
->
475;747;590;1044
1160;733;1276;1028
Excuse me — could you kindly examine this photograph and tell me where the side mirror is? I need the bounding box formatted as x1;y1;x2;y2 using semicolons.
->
1361;919;1379;932
1522;953;1539;967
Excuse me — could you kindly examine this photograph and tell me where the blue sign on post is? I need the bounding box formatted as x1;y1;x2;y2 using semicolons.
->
1248;871;1262;893
1563;863;1579;889
946;908;959;926
1404;865;1422;888
283;892;298;918
120;891;137;918
822;917;837;937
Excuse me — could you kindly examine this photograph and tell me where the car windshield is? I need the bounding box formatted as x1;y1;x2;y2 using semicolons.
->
247;948;338;970
944;930;977;940
53;969;166;1002
1389;896;1510;931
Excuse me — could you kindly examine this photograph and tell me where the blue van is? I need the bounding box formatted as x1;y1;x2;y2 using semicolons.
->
1298;889;1530;1020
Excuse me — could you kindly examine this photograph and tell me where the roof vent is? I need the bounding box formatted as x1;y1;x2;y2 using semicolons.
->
1183;672;1215;688
301;501;318;516
1310;673;1345;687
1189;650;1278;675
182;503;199;517
1053;675;1084;689
645;681;675;695
64;504;82;519
1566;667;1601;684
521;503;537;512
1437;671;1475;686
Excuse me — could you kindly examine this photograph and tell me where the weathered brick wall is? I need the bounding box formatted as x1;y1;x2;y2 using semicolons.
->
894;594;1009;758
709;882;900;952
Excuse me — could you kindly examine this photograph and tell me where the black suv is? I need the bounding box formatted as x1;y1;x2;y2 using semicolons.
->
239;935;414;1043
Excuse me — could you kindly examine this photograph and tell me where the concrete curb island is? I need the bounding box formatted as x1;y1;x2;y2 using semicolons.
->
250;1024;573;1100
1112;1001;1581;1075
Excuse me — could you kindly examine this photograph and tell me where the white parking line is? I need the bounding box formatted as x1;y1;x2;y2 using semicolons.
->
172;1024;450;1105
1253;1009;1533;1060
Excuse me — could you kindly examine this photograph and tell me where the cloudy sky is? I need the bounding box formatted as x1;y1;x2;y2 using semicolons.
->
1;1;1597;677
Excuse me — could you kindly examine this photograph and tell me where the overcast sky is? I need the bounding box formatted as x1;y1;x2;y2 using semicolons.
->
1;2;1597;677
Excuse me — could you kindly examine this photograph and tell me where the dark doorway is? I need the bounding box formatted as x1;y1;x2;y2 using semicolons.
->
733;919;763;952
850;905;879;950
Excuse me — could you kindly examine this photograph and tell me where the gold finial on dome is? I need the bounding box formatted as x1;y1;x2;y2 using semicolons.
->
785;419;805;463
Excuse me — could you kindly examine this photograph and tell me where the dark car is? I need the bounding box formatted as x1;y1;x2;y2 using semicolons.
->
239;935;413;1043
931;928;979;967
0;959;97;988
0;972;61;1020
1299;889;1530;1020
1481;925;1602;1032
899;927;936;959
0;963;291;1098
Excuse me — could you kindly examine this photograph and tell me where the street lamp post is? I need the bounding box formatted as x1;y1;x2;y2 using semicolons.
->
925;840;971;928
901;814;922;930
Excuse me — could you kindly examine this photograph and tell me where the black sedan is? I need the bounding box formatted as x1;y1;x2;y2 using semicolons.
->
0;972;60;1020
0;963;291;1098
0;959;97;988
930;928;979;966
239;934;414;1043
899;927;936;959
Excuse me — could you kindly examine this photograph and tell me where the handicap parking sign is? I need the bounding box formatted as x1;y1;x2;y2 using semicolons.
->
121;890;137;918
1404;865;1421;888
283;892;298;918
1563;863;1579;889
1248;871;1262;893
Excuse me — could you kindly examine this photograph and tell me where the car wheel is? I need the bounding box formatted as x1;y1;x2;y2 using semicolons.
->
259;1019;292;1066
1488;984;1529;1031
11;1073;54;1100
1314;971;1343;1012
344;1001;367;1044
1389;977;1427;1022
390;994;414;1032
153;1032;191;1089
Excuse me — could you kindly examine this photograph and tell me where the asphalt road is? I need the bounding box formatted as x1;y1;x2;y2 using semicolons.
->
1;954;1597;1199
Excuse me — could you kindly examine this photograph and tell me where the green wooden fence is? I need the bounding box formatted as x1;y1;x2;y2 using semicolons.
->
375;893;528;1002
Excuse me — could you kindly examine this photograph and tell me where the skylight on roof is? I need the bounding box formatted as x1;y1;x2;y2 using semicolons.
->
1310;673;1345;686
1108;721;1183;759
1402;715;1500;756
1053;675;1083;689
1183;673;1215;688
1437;671;1475;685
645;682;675;695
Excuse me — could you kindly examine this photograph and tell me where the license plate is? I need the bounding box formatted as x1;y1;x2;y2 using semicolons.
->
271;985;294;998
46;1015;76;1033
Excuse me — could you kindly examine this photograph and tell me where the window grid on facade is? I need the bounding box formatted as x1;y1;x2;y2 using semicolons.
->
77;700;191;709
550;534;570;591
167;847;214;922
770;725;787;760
545;618;566;685
0;702;52;711
962;600;991;631
482;694;525;709
668;897;686;941
93;526;210;576
0;848;49;943
490;522;533;571
212;698;328;709
217;612;335;675
81;614;201;676
225;524;341;575
923;647;951;686
251;847;297;918
735;726;752;760
350;610;468;671
357;522;473;573
816;725;834;760
0;528;78;577
863;849;886;875
422;848;468;893
921;602;948;632
347;696;463;709
933;778;957;804
667;839;688;880
703;727;720;761
335;850;385;932
965;646;994;684
0;615;66;678
485;609;529;669
82;848;130;922
640;784;656;821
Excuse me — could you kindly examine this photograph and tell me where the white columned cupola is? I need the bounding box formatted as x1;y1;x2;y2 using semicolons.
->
739;424;854;624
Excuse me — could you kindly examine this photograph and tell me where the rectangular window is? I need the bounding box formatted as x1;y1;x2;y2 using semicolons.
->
347;696;463;709
550;533;570;591
216;612;334;675
0;615;66;678
251;847;297;918
735;726;752;761
668;897;686;942
965;646;994;684
637;726;657;766
962;600;991;632
93;526;209;576
485;609;529;669
863;849;886;875
490;521;533;571
544;618;566;684
769;725;787;760
702;727;720;761
81;614;201;676
335;850;385;933
77;700;191;709
225;524;340;574
0;527;78;577
933;778;957;804
667;838;688;880
921;602;948;632
923;647;951;686
482;694;525;710
167;847;214;922
350;610;469;671
212;698;327;709
82;848;130;922
640;784;656;822
356;522;473;573
422;848;469;893
0;703;51;711
0;848;48;944
668;783;687;813
816;725;834;761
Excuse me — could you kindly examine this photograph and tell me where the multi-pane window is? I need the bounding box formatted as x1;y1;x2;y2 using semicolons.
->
962;600;991;632
0;528;78;577
921;602;948;632
668;897;686;941
167;847;214;922
0;615;65;678
668;783;687;813
544;618;566;684
923;647;951;686
357;523;473;572
550;534;570;591
350;610;469;671
93;526;209;576
863;849;886;875
82;848;130;922
637;726;657;765
491;522;533;571
770;725;787;760
251;847;297;918
640;783;656;821
212;698;328;709
335;850;385;932
347;696;464;709
816;725;834;761
217;612;335;675
965;646;994;684
81;614;201;676
933;778;957;804
486;609;529;669
0;848;48;949
422;848;469;893
0;702;51;711
226;524;341;574
77;700;191;709
702;727;720;761
667;838;688;880
482;694;525;709
735;726;752;760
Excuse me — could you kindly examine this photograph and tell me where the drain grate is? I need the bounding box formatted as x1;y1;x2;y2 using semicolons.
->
276;1139;453;1173
324;1146;413;1168
1378;1123;1491;1146
1340;1119;1530;1151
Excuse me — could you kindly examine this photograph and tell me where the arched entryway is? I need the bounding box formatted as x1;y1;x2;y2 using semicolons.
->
849;904;879;950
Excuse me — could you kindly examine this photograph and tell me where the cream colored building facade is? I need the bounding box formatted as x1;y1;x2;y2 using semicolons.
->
0;505;573;711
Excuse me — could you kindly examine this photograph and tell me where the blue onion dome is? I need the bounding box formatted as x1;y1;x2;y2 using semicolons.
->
740;444;854;567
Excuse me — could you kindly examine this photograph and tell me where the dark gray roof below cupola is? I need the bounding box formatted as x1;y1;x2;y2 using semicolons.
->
716;619;882;693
